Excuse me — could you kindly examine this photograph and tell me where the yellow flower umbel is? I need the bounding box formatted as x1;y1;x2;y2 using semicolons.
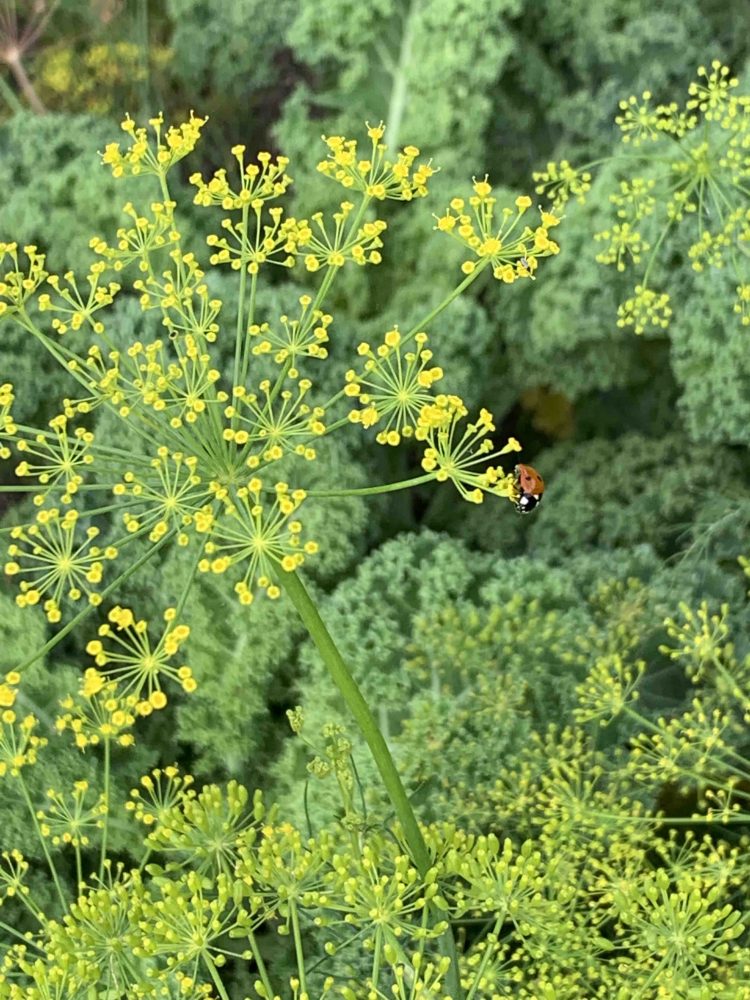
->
14;414;94;503
5;508;118;623
0;382;17;459
56;671;138;749
36;780;107;849
346;329;443;446
0;672;47;778
199;480;317;605
101;112;207;179
317;121;435;201
85;605;196;713
435;181;560;281
2;115;554;705
416;396;522;504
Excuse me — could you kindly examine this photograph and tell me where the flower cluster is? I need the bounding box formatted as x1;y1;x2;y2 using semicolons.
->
435;182;561;281
85;605;196;710
536;62;750;330
101;111;208;178
1;115;550;653
56;669;138;748
317;121;434;200
416;397;522;504
345;329;443;445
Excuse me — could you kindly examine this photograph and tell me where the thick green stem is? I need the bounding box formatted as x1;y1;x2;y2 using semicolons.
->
18;776;68;912
289;900;308;996
277;569;430;872
275;569;464;998
204;955;232;1000
247;928;275;998
99;737;111;879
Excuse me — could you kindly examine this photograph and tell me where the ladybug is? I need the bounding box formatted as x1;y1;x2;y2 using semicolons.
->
514;463;544;514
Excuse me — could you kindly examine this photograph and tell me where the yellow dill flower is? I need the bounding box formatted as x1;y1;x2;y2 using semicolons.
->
126;765;195;826
199;479;313;604
13;414;94;504
298;203;387;272
0;673;46;777
36;780;107;848
0;243;48;316
435;179;560;281
533;159;592;211
84;605;196;709
0;383;16;460
249;295;332;364
317;124;435;200
595;221;649;271
101;111;208;179
687;61;739;121
55;674;138;749
416;396;521;504
616;285;673;334
225;379;325;465
346;329;443;445
5;508;118;623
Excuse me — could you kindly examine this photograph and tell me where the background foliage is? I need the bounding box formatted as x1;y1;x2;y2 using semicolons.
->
3;0;750;996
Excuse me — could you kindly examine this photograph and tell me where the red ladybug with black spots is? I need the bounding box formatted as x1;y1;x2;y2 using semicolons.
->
515;463;544;514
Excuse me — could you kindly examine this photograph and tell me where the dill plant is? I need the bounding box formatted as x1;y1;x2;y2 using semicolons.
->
534;61;750;334
0;113;560;997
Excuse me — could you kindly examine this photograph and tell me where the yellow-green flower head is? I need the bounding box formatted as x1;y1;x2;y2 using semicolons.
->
199;478;316;604
13;414;94;504
416;395;522;504
346;329;443;446
36;780;107;848
616;285;673;334
2;116;550;638
101;111;208;179
0;382;16;459
0;672;46;778
435;182;560;281
687;61;739;121
191;147;292;210
6;508;118;623
0;243;48;317
126;764;195;827
317;122;436;201
249;295;332;364
85;605;196;712
56;672;139;748
533;159;592;212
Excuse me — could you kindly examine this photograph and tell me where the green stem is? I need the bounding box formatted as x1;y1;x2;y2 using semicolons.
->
17;776;68;913
304;473;436;498
233;203;251;405
277;568;429;870
99;737;111;879
289;900;308;997
0;72;23;114
371;925;384;990
204;955;232;1000
247;927;275;998
464;921;502;1000
405;261;488;341
384;0;419;151
276;569;464;998
75;843;83;892
137;0;151;116
0;916;43;946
